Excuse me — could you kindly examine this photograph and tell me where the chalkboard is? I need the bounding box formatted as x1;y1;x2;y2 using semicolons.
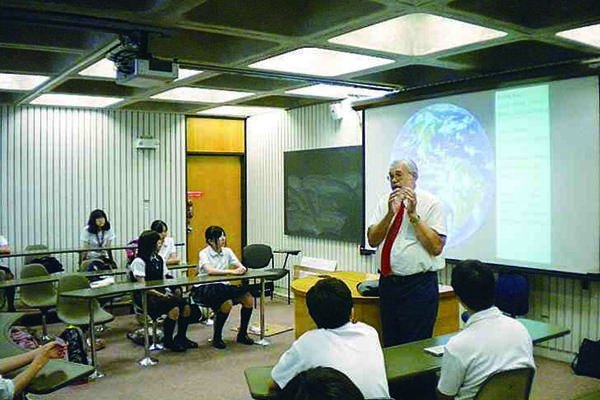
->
284;146;363;243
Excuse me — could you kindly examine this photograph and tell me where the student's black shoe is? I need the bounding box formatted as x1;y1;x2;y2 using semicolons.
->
236;333;254;345
212;338;226;349
164;340;187;352
179;337;198;349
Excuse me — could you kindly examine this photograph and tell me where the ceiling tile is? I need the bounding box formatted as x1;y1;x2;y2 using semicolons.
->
449;0;600;29
237;95;329;109
355;65;480;86
438;40;597;70
51;79;142;97
0;92;25;104
183;0;386;37
149;30;279;65
0;48;78;74
2;0;170;13
193;74;300;91
120;100;205;113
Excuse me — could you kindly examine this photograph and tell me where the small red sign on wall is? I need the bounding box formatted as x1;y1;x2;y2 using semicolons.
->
187;191;204;198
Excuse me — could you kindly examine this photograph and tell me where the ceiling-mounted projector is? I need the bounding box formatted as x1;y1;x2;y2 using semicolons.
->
116;58;178;88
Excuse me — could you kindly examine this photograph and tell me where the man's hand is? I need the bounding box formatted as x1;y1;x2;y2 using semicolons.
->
388;188;403;215
400;187;417;214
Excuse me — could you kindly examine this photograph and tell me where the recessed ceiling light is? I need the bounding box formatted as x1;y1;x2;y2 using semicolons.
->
197;106;282;117
80;60;203;81
79;58;117;79
176;68;203;81
151;87;253;103
329;13;506;56
30;93;123;108
557;24;600;48
0;73;49;91
248;47;394;77
286;84;393;99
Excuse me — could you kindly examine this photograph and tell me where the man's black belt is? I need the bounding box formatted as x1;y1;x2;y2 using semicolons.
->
383;271;436;284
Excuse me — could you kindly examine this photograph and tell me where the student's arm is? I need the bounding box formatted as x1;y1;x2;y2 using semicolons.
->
204;264;242;276
165;256;180;266
436;389;454;400
104;234;115;264
436;348;464;400
228;250;247;274
9;342;66;397
271;343;303;390
0;246;10;255
134;276;170;298
79;231;90;265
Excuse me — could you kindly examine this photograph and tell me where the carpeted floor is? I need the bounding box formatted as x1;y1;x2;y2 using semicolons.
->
23;299;600;400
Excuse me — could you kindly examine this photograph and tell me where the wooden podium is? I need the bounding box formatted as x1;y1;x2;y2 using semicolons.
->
290;271;459;340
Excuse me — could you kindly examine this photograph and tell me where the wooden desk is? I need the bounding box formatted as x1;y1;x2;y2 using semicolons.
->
290;271;459;340
244;318;571;400
61;269;282;375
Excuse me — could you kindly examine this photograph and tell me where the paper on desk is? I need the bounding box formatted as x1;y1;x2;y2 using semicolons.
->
90;276;115;288
424;344;446;357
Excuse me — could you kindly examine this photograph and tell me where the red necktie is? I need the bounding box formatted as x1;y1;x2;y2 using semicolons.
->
380;203;405;276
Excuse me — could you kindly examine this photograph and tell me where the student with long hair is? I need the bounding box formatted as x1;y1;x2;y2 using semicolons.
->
129;230;197;352
79;209;117;268
150;220;179;265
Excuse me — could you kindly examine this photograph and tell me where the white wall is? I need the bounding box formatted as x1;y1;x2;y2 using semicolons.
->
246;102;600;362
0;105;186;273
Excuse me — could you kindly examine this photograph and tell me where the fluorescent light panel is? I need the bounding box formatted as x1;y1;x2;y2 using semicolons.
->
197;106;282;117
79;59;203;80
0;73;49;91
329;13;506;56
286;84;392;99
30;93;123;108
557;24;600;48
151;87;253;103
248;47;394;77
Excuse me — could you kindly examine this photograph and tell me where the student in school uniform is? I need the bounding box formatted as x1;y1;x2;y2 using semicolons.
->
151;220;179;265
0;235;15;312
79;209;117;268
193;226;254;349
0;341;66;400
436;260;535;400
271;277;390;400
277;367;365;400
129;230;197;352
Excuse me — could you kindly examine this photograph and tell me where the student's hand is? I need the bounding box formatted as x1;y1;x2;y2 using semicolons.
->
36;342;67;362
231;267;246;275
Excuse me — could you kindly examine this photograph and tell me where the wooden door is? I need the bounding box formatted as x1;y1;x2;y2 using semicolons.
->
186;155;242;265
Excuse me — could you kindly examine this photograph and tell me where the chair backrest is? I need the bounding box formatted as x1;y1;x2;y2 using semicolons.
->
79;259;95;273
24;244;49;265
243;244;273;269
474;367;535;400
57;274;90;311
20;263;56;304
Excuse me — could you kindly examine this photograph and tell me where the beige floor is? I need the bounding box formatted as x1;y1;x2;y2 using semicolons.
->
21;299;600;400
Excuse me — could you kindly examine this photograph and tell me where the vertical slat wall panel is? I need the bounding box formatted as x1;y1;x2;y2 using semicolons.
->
0;105;186;274
247;102;600;361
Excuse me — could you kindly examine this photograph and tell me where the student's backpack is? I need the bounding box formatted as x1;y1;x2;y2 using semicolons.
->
125;239;138;265
30;256;64;274
10;327;39;350
59;326;88;365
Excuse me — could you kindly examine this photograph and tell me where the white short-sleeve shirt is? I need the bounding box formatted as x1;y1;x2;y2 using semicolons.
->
0;236;7;247
80;227;116;260
0;376;14;400
158;237;176;262
198;246;243;282
437;307;535;400
368;188;447;275
271;321;390;399
130;257;169;279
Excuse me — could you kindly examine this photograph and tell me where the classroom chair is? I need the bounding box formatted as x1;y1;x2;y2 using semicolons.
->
23;244;49;267
19;263;57;342
242;244;289;304
474;367;535;400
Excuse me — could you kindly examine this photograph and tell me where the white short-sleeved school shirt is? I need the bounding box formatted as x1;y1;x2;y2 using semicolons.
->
158;237;176;262
271;321;390;399
0;376;14;400
437;307;535;400
198;246;243;285
80;227;116;260
0;236;7;247
130;257;169;279
368;188;447;275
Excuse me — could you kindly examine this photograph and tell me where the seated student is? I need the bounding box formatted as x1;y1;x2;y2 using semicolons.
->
271;277;390;399
79;209;117;269
129;230;197;352
0;236;15;312
277;367;365;400
151;220;179;265
0;341;66;400
436;260;535;400
193;226;253;349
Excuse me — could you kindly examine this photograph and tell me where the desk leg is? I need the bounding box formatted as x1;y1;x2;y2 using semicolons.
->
88;299;104;380
138;291;158;367
255;278;270;346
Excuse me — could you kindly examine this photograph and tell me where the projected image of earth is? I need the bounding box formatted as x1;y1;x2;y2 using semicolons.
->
391;103;494;248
